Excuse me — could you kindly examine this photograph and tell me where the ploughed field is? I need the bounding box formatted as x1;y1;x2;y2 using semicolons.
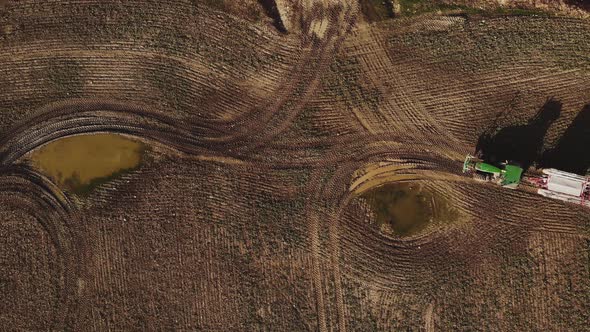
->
0;0;589;331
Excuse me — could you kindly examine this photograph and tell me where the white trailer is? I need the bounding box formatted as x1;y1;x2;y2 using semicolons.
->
536;168;590;207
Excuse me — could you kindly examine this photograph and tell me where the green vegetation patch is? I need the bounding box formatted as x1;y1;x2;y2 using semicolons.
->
398;0;553;17
358;0;553;21
388;16;590;72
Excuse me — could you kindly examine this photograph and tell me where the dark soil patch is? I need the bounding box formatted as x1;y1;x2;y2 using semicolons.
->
360;0;395;22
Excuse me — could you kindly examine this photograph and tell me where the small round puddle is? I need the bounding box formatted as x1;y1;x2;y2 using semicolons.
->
360;182;456;237
28;134;146;195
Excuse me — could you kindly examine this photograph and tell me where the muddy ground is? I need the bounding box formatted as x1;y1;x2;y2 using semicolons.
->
0;0;589;331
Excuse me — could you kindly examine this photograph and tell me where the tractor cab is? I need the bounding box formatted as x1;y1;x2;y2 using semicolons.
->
462;155;523;189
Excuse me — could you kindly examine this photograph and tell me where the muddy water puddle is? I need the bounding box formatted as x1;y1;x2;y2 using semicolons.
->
361;182;457;237
29;134;145;195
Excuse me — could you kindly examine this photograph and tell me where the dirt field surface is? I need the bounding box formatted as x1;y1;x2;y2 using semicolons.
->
1;0;589;331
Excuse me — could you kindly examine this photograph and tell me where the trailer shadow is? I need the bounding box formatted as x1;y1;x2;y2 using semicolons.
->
564;0;590;11
476;98;562;170
540;104;590;175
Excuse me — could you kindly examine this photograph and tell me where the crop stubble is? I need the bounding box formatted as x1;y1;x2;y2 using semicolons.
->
0;0;589;330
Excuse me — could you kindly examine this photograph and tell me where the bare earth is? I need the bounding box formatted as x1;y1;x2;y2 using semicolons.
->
0;0;589;331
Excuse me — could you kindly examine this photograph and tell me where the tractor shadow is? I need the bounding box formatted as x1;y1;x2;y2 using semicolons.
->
540;104;590;175
476;98;562;170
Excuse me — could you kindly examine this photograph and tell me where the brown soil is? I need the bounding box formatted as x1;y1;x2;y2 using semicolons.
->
0;0;589;331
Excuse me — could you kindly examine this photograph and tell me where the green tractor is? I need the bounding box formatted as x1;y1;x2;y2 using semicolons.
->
462;155;523;189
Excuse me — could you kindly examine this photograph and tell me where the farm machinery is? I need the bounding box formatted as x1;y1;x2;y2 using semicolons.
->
462;155;523;189
463;155;590;208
